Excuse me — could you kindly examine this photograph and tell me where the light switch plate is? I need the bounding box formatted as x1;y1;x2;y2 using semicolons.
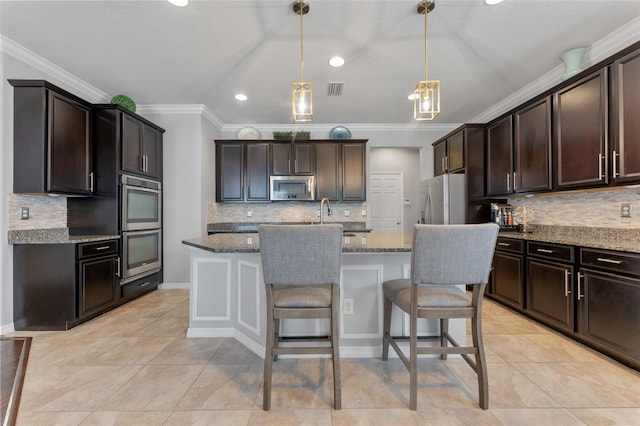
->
344;210;350;217
247;210;252;217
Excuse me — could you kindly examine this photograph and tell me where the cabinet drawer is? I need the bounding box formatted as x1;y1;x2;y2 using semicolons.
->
121;272;160;300
580;248;640;276
528;241;574;263
495;237;524;254
78;240;118;258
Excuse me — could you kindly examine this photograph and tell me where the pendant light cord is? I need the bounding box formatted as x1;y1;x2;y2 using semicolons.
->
424;4;428;81
299;2;304;82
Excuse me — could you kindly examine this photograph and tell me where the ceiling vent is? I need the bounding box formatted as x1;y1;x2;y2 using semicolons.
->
327;82;344;96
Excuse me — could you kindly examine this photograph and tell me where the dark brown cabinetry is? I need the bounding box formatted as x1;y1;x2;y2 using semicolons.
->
514;97;552;192
526;241;575;332
610;48;640;184
341;143;366;201
554;69;608;189
13;239;119;330
121;113;163;179
315;143;341;200
215;142;270;202
272;142;314;176
433;131;464;176
578;248;640;369
491;237;524;310
486;116;513;196
10;80;93;196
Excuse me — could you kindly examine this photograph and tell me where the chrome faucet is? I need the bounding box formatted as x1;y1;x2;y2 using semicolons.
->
320;197;332;224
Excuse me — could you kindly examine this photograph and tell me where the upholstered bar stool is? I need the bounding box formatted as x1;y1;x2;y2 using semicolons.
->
259;224;343;410
382;223;499;410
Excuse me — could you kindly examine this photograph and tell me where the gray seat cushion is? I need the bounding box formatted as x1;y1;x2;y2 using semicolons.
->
383;279;471;312
273;284;332;308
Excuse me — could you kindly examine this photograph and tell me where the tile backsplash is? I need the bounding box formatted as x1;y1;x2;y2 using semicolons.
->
509;188;640;229
208;201;367;224
7;194;67;230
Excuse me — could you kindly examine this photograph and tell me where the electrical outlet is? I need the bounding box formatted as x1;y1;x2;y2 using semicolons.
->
361;209;367;216
20;207;29;220
344;209;350;217
246;237;253;245
316;210;321;217
621;203;632;218
343;298;354;315
344;236;351;244
247;210;252;217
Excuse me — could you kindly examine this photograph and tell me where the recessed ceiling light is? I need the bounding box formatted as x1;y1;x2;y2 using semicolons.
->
329;56;345;67
408;93;419;100
235;94;248;101
484;0;505;5
167;0;189;6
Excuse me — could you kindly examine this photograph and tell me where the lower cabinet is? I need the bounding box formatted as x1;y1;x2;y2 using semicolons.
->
490;237;525;310
526;241;575;332
13;240;119;330
489;239;640;370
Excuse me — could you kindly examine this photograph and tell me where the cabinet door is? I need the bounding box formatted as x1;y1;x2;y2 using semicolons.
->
447;131;464;172
491;252;524;309
342;143;366;201
122;114;143;174
514;97;552;193
554;69;608;189
143;125;162;179
527;259;574;332
611;48;640;184
48;91;92;195
578;269;640;364
316;143;340;200
246;143;270;201
272;143;292;175
466;126;486;201
216;143;244;201
433;141;447;176
294;143;314;175
486;116;513;196
79;255;118;318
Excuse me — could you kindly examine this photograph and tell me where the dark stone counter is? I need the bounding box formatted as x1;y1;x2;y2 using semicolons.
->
8;228;119;244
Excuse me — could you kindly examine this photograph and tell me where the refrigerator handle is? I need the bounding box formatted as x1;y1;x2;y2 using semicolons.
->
425;192;432;224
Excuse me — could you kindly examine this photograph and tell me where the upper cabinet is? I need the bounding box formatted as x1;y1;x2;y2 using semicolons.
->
121;113;163;179
341;143;366;201
315;143;341;200
514;97;552;193
554;69;608;190
486;116;513;196
272;142;314;176
10;80;93;196
215;142;270;202
610;48;640;184
433;130;464;176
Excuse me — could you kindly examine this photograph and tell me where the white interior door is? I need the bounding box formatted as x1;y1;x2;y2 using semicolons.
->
369;172;403;233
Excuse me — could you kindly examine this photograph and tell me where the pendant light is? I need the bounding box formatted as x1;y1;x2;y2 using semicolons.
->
292;1;312;122
414;0;440;121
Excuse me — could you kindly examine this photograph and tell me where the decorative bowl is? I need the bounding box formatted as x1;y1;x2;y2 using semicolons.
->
329;126;351;140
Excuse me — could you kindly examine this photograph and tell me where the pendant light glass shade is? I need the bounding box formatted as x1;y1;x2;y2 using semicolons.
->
292;1;312;122
414;0;440;121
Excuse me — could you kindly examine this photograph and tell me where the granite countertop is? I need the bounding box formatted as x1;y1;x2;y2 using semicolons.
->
498;225;640;254
8;228;119;244
207;221;371;234
183;232;412;253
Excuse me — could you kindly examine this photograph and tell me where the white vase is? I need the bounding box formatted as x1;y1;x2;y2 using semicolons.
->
559;47;587;81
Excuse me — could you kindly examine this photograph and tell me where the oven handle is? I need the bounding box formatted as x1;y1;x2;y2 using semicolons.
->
115;258;121;278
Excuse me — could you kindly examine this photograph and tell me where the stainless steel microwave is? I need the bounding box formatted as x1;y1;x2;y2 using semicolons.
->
270;176;315;201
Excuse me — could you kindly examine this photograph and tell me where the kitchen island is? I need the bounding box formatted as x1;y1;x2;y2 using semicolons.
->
182;231;465;358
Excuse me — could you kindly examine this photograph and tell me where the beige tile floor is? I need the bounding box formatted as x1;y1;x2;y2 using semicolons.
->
10;289;640;425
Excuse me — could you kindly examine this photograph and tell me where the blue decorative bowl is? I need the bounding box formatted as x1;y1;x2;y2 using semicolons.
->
329;126;351;140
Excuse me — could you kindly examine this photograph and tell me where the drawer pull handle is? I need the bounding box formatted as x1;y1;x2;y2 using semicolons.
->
139;281;152;288
564;270;571;297
94;246;111;251
536;248;555;254
498;242;511;247
596;257;623;265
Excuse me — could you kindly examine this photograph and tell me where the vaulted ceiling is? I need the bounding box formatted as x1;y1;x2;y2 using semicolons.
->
1;0;639;126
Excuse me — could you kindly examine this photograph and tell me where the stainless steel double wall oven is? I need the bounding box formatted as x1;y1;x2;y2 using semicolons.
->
120;174;162;283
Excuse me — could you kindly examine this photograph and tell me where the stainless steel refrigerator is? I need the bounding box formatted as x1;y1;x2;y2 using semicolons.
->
420;174;466;224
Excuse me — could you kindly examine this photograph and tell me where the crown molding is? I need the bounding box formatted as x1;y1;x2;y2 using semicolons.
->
135;104;224;129
0;35;110;103
222;123;458;133
471;16;640;123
